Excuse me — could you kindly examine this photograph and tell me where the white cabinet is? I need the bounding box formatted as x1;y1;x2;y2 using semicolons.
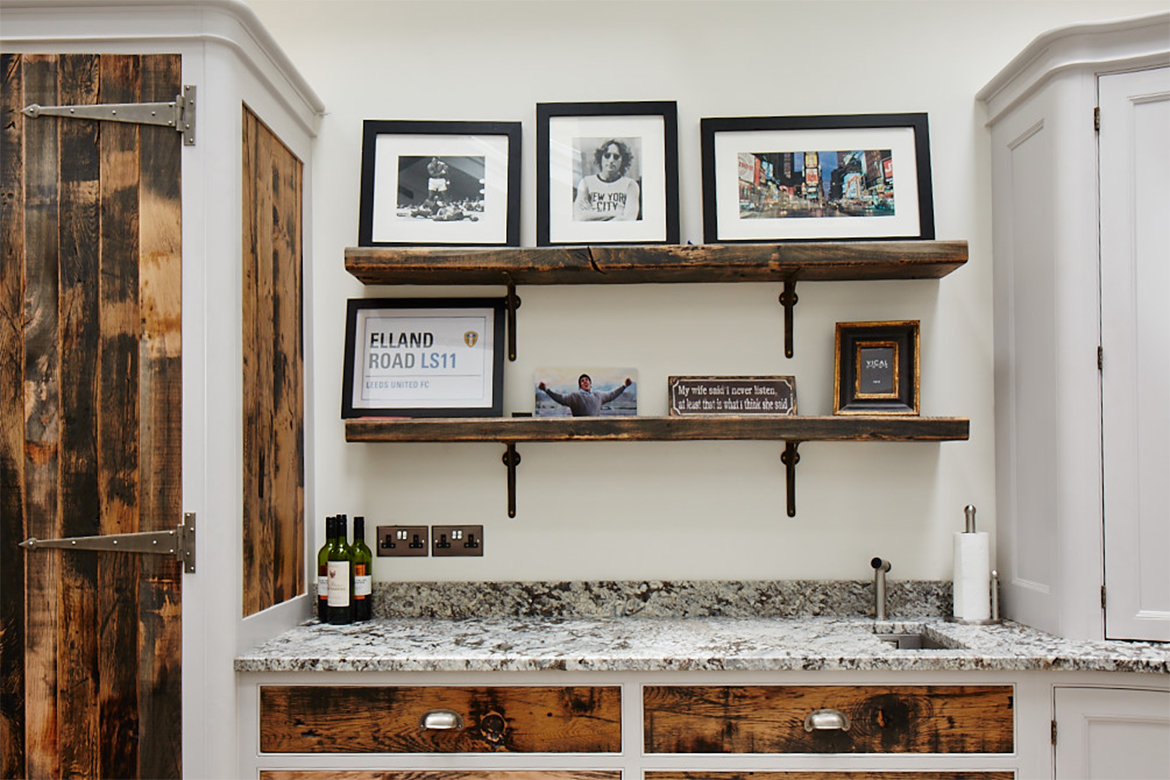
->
1055;686;1170;779
977;12;1170;642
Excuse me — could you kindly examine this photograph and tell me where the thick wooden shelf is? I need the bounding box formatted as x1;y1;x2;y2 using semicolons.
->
345;415;969;443
346;415;969;518
344;240;967;286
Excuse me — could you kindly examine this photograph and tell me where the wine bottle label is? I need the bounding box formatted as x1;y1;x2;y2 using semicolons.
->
354;574;372;598
326;561;350;607
317;576;328;599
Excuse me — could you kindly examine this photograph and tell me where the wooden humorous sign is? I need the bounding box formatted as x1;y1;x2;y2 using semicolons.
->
668;376;797;416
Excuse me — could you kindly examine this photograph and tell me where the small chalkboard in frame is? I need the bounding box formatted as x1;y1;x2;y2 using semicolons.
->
834;320;919;415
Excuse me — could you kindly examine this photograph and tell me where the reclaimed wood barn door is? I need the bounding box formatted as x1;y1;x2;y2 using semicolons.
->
1;53;183;779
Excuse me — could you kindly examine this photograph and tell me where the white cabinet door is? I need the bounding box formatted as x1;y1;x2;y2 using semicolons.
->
1099;66;1170;642
1055;686;1170;780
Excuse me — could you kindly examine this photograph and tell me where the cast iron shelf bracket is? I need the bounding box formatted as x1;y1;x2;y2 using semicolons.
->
779;280;799;358
780;441;801;517
500;439;804;518
504;282;521;361
502;442;521;517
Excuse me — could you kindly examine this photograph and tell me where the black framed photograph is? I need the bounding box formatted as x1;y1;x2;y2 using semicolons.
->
700;113;934;243
537;101;679;246
342;298;505;418
834;320;920;416
358;120;521;247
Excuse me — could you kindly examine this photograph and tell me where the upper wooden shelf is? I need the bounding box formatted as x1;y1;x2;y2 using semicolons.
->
344;240;968;286
345;415;970;444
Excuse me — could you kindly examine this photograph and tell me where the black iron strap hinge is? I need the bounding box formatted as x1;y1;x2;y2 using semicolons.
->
22;85;197;145
19;512;196;573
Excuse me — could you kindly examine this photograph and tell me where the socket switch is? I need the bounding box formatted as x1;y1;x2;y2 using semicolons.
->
377;525;429;557
431;525;484;557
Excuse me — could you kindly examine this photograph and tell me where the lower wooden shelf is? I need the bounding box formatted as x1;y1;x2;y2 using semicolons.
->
344;415;969;518
344;415;969;443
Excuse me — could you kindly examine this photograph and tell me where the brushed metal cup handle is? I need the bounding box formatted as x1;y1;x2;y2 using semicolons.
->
803;708;851;732
419;708;465;731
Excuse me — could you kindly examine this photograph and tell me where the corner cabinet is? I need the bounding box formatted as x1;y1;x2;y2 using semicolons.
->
977;12;1170;642
343;241;969;517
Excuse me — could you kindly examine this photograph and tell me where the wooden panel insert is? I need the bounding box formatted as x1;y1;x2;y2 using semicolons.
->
260;773;622;780
643;685;1013;754
242;106;305;616
646;774;1014;780
259;686;622;753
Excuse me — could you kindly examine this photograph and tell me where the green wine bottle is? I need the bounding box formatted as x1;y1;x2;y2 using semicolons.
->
316;515;334;621
327;514;353;625
351;516;373;622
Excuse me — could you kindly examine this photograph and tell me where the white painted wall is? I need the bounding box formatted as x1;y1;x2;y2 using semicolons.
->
242;0;1166;583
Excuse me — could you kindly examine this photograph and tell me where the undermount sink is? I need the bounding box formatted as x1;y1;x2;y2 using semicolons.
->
874;631;963;650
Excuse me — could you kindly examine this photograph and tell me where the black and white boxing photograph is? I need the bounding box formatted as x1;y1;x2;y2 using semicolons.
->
395;155;485;223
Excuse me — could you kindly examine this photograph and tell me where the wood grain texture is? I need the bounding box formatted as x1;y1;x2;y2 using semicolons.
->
646;773;1014;779
346;416;969;444
19;53;62;780
136;53;183;780
259;686;622;754
643;685;1013;754
343;241;967;286
241;106;304;616
260;773;622;780
0;51;27;780
58;52;103;780
0;52;183;780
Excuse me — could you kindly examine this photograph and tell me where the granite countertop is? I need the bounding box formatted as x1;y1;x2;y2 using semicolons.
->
235;581;1169;675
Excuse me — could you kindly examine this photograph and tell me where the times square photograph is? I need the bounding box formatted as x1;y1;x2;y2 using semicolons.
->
738;149;895;220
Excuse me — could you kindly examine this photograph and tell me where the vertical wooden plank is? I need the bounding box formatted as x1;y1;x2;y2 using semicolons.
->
94;54;142;780
56;52;103;780
0;52;28;780
241;106;261;615
254;119;277;611
137;53;183;780
20;52;62;780
270;127;304;604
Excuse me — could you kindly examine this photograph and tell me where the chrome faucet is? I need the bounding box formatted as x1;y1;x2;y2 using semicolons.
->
871;557;892;620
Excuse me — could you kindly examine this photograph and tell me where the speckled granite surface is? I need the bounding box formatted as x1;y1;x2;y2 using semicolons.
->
236;580;1169;675
370;579;952;619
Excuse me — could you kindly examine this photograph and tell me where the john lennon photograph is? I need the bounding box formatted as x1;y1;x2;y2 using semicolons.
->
534;368;638;418
572;137;643;222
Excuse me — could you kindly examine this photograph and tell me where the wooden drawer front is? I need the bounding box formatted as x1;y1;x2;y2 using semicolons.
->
259;773;622;780
645;774;1013;779
260;686;622;753
643;685;1013;754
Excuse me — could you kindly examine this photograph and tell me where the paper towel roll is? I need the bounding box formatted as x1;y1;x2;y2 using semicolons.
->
953;531;991;621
